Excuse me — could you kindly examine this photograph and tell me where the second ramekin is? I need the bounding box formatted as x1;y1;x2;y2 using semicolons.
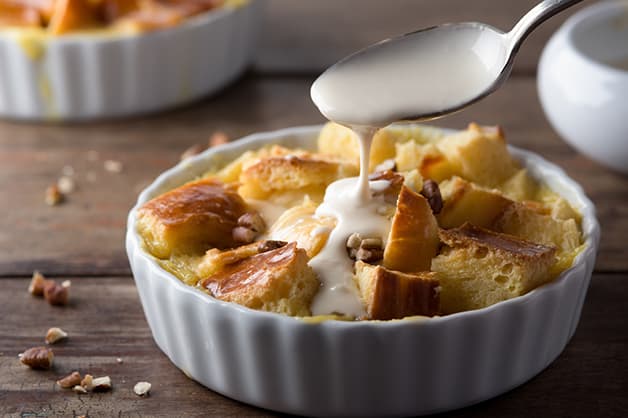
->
0;1;262;121
126;125;600;417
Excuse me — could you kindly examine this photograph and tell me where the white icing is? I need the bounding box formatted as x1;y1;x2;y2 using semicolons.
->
309;129;391;317
309;26;506;316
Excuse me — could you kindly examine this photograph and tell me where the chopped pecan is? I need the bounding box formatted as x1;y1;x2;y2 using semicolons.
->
421;179;443;214
44;281;69;306
19;346;54;369
57;371;82;389
346;234;384;263
45;327;68;344
374;158;397;172
80;374;94;390
237;212;266;233
133;381;152;397
45;184;63;206
355;246;384;263
91;376;112;392
57;176;75;194
28;271;49;297
232;212;266;244
232;226;256;244
73;385;88;394
346;233;363;250
257;240;287;253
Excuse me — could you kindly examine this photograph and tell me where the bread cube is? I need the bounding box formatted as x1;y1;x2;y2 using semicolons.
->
354;261;440;320
383;185;440;273
48;0;100;35
136;179;248;258
438;177;514;229
238;153;358;202
436;123;519;187
431;223;556;314
317;122;397;170
496;203;581;253
268;200;336;258
499;169;539;202
201;242;319;316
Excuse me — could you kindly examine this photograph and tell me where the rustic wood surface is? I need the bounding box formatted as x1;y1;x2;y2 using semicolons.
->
1;1;627;417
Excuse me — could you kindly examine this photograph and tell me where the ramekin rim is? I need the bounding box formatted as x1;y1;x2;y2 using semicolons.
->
125;124;600;329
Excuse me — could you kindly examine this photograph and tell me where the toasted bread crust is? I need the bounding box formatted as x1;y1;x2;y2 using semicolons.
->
137;179;248;258
433;223;557;313
438;176;514;229
439;223;556;262
355;261;440;320
239;155;357;200
202;242;319;316
383;185;440;273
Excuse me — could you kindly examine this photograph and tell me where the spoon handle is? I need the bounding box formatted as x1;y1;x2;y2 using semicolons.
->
507;0;583;53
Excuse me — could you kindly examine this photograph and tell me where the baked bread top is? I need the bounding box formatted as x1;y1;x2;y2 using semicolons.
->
137;123;583;320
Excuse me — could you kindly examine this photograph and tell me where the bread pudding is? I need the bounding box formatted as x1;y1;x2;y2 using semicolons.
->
0;0;236;35
136;123;584;320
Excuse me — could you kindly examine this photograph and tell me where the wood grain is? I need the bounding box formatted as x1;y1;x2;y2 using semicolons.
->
0;274;626;417
1;75;626;277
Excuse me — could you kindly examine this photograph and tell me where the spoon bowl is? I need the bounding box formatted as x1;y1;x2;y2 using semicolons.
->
311;22;509;126
311;0;583;127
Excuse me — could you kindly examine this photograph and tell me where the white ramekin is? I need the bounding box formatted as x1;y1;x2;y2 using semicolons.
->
0;1;261;121
126;125;600;417
538;0;628;174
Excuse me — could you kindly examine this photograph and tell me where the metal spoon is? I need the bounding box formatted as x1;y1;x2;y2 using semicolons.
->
311;0;583;127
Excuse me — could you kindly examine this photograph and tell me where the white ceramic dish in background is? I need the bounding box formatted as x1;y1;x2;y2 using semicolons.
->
538;0;628;174
126;125;600;417
0;1;262;121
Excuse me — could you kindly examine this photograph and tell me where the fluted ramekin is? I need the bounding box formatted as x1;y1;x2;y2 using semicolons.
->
126;125;600;417
0;1;261;121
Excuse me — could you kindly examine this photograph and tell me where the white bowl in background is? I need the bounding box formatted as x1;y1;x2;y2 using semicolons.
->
126;125;600;417
538;0;628;174
0;1;262;121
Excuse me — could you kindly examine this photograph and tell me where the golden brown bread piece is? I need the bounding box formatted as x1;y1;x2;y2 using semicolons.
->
436;123;519;187
438;176;514;229
317;122;397;171
136;179;249;258
431;223;556;314
47;0;100;35
496;202;581;253
383;185;440;273
354;261;440;320
238;154;358;202
201;242;319;316
267;200;335;258
0;2;43;27
197;239;287;278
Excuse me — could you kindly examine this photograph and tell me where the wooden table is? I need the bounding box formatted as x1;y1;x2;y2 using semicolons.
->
1;1;627;416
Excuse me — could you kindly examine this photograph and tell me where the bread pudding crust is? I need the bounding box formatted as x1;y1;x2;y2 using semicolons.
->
201;242;319;316
137;179;249;258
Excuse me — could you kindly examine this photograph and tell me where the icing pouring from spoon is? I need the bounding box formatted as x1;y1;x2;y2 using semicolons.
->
311;0;583;127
